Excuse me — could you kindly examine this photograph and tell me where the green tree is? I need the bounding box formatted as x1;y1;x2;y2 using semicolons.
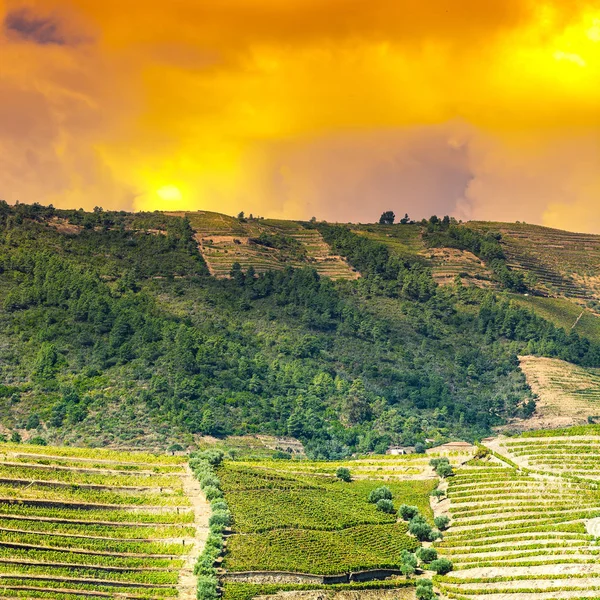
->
336;467;351;482
379;211;395;225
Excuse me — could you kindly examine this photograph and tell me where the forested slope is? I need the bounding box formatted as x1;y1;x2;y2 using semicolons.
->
1;202;599;455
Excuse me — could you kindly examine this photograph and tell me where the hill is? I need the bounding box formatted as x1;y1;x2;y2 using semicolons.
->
2;202;600;454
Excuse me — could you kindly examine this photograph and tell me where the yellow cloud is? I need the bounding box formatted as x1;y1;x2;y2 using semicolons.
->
0;0;599;230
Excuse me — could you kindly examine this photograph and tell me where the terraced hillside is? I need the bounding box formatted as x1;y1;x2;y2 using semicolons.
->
226;445;474;481
0;442;208;599
168;211;357;280
518;356;600;428
471;221;600;301
353;224;495;288
434;433;600;599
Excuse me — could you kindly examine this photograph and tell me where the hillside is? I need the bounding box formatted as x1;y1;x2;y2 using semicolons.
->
2;202;600;454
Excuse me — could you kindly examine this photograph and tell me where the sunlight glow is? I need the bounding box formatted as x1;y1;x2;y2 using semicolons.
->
156;185;183;201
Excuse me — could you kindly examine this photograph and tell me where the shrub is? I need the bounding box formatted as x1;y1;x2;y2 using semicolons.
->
209;509;231;529
416;579;435;600
210;499;228;512
400;549;417;577
474;445;490;459
27;436;47;445
197;574;219;600
434;515;451;530
414;442;426;454
368;486;392;503
398;504;419;520
436;462;454;478
376;498;395;513
430;488;445;501
430;557;453;575
428;528;443;542
409;516;433;541
10;432;21;443
430;456;453;477
200;474;221;490
192;449;224;467
273;451;292;460
336;467;351;482
202;485;223;501
417;547;438;564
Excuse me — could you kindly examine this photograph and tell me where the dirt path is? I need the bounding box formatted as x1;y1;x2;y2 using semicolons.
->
178;465;210;600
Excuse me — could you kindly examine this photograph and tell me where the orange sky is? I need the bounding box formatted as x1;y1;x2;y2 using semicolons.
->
1;0;599;230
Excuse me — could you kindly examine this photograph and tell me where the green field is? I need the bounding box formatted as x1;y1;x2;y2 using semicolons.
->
219;460;435;575
0;442;198;599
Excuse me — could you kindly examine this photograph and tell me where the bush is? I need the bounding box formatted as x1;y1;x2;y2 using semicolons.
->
434;515;450;530
202;485;223;501
199;474;221;490
376;498;395;513
273;451;292;460
414;442;426;454
336;467;351;482
428;528;443;542
409;515;433;541
10;432;21;443
197;574;219;600
474;445;490;459
398;504;419;520
416;579;435;600
209;509;231;529
368;486;392;503
436;462;454;478
430;488;445;501
417;547;438;563
192;449;224;467
27;436;47;446
210;499;228;512
430;456;454;478
400;549;417;577
430;557;453;575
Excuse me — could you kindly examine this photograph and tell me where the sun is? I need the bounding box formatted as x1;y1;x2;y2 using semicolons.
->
156;185;183;201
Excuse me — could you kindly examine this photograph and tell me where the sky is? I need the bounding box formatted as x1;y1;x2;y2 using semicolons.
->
1;1;599;231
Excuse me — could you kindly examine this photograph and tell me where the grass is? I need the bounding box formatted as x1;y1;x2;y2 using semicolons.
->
0;442;196;599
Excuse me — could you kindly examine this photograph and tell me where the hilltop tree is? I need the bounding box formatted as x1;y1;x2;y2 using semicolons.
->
379;211;395;225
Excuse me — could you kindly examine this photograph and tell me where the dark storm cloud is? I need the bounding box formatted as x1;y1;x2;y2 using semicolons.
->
5;8;67;45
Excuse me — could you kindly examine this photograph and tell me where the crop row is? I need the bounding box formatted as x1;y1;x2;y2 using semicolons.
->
224;523;419;575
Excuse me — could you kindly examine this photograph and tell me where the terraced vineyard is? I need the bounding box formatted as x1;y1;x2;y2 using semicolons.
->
354;224;495;288
0;442;208;599
434;433;600;599
471;221;600;300
226;444;474;481
170;211;357;280
218;459;438;577
519;356;600;428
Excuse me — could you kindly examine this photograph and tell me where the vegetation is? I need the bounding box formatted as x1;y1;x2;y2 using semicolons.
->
0;441;194;598
217;458;437;575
